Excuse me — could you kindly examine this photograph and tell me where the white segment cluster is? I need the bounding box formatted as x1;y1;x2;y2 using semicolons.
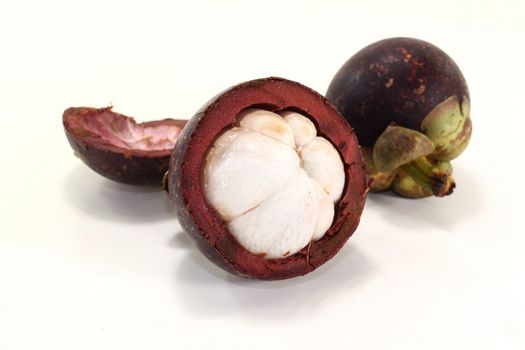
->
203;109;345;259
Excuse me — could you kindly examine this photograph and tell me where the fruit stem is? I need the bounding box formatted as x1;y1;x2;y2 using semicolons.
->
401;157;455;197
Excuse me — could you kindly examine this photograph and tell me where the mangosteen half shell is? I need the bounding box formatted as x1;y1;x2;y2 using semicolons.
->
63;107;186;185
166;77;367;280
326;37;471;198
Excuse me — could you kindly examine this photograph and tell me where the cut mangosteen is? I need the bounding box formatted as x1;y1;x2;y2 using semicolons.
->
326;37;472;198
166;77;367;280
63;107;186;185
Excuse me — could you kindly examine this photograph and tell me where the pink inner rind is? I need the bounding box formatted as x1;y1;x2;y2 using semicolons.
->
65;107;184;152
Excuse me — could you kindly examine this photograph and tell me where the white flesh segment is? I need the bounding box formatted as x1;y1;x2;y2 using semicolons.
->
203;109;346;258
280;111;317;147
238;109;295;147
203;128;300;221
299;137;345;202
311;181;335;241
227;170;321;259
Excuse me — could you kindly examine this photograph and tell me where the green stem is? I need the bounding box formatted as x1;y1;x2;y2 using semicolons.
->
401;157;455;197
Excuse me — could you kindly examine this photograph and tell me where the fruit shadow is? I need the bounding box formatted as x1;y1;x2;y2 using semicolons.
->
365;164;483;231
171;231;375;320
63;165;174;223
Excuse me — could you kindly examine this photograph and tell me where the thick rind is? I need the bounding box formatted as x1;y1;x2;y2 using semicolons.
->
167;77;367;280
63;107;186;185
326;37;469;147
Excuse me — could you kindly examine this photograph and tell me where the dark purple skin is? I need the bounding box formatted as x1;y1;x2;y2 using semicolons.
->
326;37;469;147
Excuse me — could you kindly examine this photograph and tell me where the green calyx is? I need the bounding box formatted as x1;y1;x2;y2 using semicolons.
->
393;160;454;198
364;94;472;199
362;147;396;192
392;171;433;198
373;125;435;172
421;95;472;161
398;158;455;198
365;124;457;198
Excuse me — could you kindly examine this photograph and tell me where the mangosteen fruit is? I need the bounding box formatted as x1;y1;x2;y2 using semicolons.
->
63;107;186;185
166;77;367;280
326;37;472;198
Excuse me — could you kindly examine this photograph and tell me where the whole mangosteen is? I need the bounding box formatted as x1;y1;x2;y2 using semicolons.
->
326;37;472;198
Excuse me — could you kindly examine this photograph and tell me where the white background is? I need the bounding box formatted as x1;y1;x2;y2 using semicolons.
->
1;0;524;349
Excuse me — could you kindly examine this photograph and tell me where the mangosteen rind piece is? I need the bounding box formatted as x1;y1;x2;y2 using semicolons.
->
167;77;367;280
63;107;187;185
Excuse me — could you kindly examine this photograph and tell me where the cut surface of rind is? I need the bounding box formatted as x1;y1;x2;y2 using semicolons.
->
69;108;182;151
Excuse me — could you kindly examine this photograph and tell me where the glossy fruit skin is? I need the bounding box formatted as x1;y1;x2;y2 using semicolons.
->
167;77;367;280
326;37;469;147
63;107;186;185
